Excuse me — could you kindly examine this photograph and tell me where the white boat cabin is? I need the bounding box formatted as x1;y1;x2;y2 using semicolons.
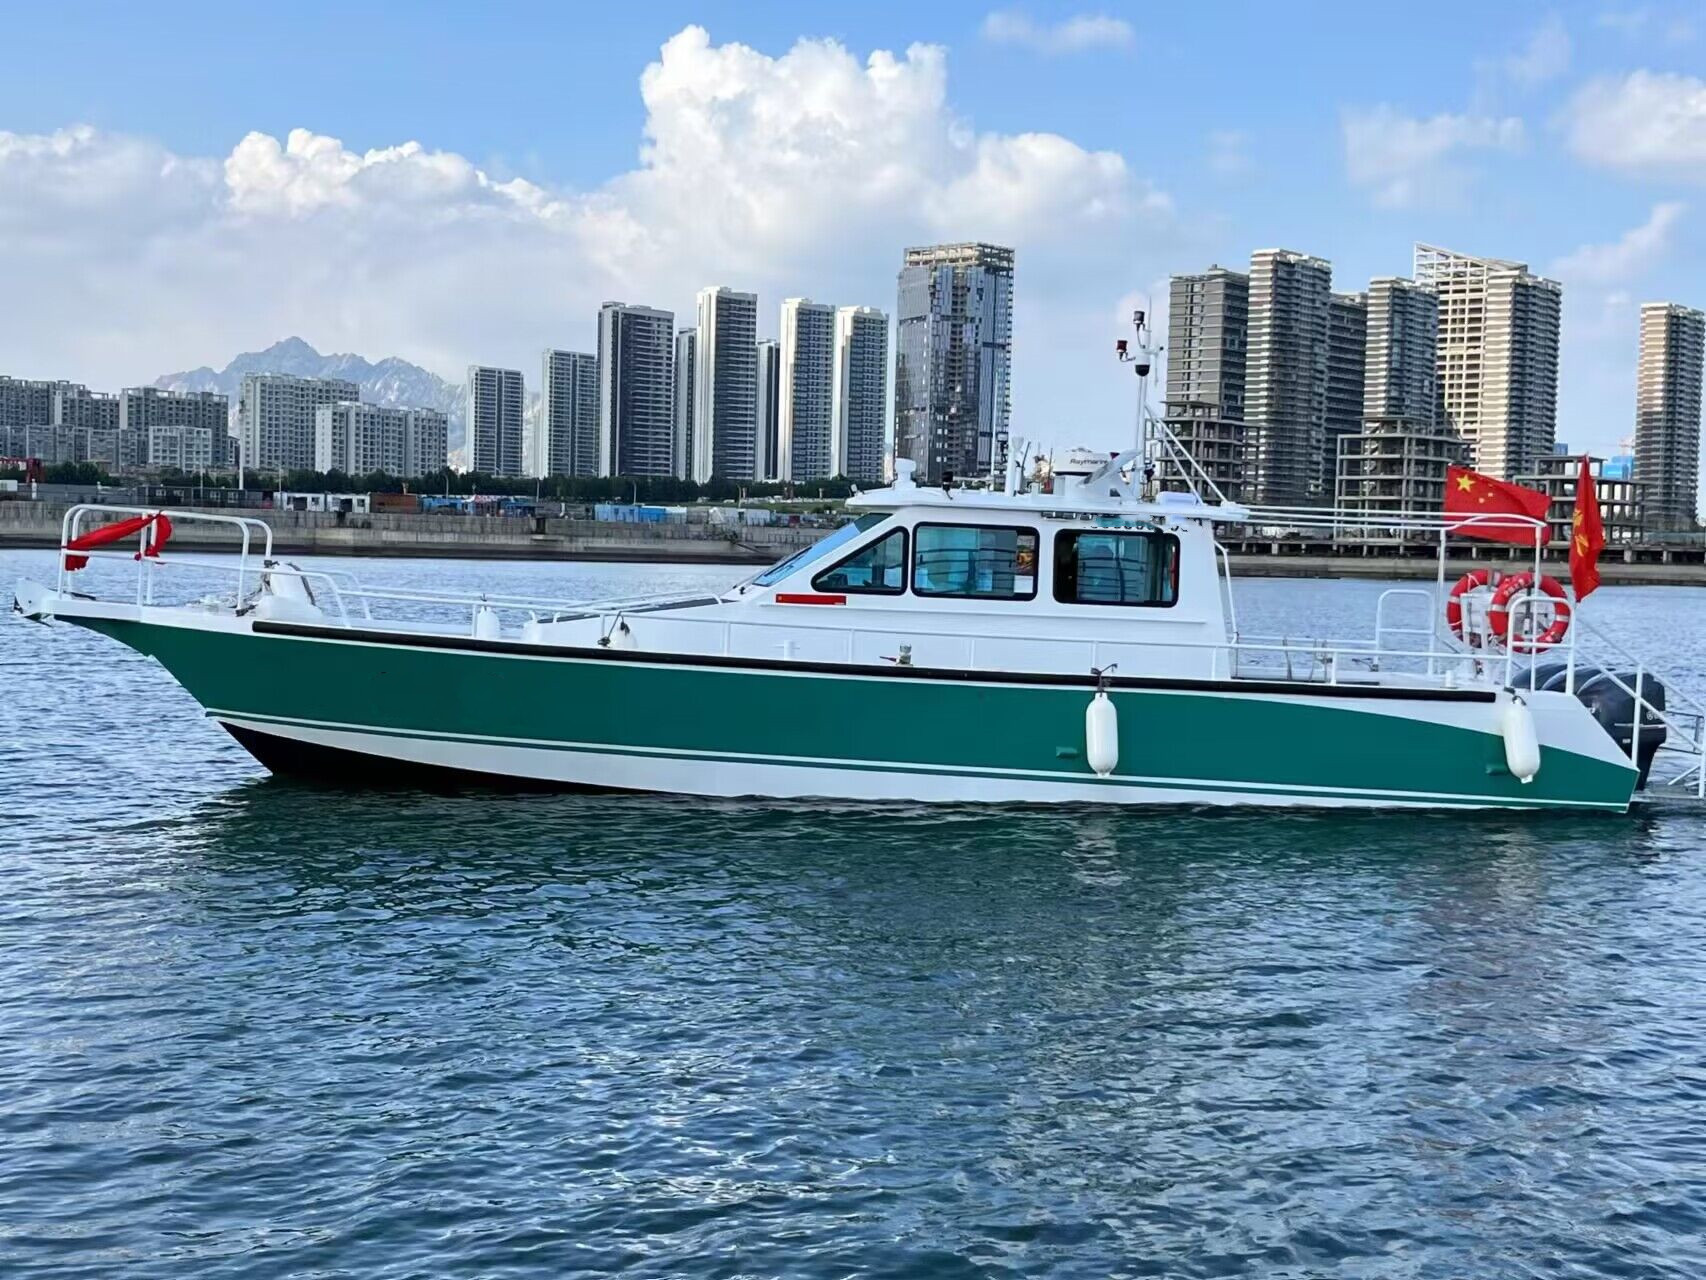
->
479;458;1233;679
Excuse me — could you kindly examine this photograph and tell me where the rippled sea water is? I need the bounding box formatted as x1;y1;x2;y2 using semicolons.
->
4;549;1706;1278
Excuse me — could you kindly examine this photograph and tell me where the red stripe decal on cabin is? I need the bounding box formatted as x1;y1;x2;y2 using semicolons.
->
775;593;847;605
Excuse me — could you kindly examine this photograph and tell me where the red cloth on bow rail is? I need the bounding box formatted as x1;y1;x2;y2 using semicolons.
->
63;512;174;571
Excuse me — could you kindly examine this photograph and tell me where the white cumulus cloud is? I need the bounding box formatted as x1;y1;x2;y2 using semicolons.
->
1341;106;1525;208
1548;201;1686;285
224;130;499;216
980;11;1134;54
0;25;1178;454
1563;70;1706;180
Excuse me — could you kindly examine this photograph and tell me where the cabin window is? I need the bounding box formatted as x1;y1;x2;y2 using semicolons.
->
753;514;887;587
913;524;1039;600
1053;529;1180;607
812;528;908;594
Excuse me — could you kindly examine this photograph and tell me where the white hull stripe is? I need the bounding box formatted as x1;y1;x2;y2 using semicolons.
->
208;707;1629;811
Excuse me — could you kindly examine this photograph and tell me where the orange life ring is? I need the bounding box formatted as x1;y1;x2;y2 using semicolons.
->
1487;572;1571;653
1445;568;1493;643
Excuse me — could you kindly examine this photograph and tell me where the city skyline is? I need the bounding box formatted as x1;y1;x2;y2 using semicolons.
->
4;5;1701;479
0;261;901;486
2;252;1696;497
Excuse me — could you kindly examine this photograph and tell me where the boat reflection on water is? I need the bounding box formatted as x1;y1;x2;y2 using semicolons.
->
164;774;1662;900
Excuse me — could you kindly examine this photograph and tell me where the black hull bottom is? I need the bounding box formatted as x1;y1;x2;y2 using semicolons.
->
222;724;631;795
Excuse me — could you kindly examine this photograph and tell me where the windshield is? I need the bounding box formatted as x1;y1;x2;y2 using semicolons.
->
751;514;889;587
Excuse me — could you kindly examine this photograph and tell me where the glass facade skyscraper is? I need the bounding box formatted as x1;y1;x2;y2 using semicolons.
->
894;243;1013;485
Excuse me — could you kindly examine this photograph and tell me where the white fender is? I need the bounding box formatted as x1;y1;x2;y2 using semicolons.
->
472;605;501;640
519;614;545;644
1501;694;1541;784
607;620;636;651
1085;690;1119;777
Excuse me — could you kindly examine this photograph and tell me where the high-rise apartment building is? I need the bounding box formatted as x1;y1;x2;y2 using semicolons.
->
693;287;759;482
534;349;598;478
466;366;525;478
833;306;889;484
778;298;835;481
0;376;58;428
1245;248;1332;506
1164;267;1249;499
126;386;235;470
0;379;134;470
315;403;448;478
1363;278;1439;426
3;379;169;471
145;424;218;471
1165;268;1248;420
407;408;448;479
58;387;129;470
755;340;781;482
1325;291;1368;490
238;374;358;474
53;385;120;432
672;328;697;481
597;302;675;478
5;424;78;464
1334;276;1453;518
894;243;1014;484
1414;243;1561;480
1635;301;1706;531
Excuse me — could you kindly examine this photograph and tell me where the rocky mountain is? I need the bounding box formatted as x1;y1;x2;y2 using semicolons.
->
154;337;470;452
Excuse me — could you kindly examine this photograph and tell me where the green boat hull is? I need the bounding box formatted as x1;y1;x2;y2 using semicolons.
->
78;616;1639;811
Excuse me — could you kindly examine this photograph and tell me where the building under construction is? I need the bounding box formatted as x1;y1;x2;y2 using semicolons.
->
1334;417;1465;520
1513;453;1646;545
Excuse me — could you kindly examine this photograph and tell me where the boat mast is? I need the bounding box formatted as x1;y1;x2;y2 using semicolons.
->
1130;308;1153;459
1117;308;1162;500
1118;307;1231;506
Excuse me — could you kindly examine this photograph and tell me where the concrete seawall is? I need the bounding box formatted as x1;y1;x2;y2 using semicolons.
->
5;500;1706;584
0;502;819;565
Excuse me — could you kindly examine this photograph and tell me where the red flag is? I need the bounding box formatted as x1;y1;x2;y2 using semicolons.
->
1571;455;1604;600
1443;465;1551;546
63;511;171;571
139;513;173;560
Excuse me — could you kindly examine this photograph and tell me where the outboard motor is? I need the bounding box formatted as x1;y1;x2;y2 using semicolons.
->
1526;663;1668;788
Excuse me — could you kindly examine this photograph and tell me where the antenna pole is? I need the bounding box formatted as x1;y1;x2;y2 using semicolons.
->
1136;311;1149;456
1116;308;1155;451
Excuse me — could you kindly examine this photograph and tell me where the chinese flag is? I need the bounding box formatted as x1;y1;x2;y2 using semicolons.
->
1444;465;1552;545
1571;455;1604;600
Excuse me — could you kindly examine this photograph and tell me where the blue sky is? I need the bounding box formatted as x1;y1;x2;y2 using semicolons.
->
2;1;1702;460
